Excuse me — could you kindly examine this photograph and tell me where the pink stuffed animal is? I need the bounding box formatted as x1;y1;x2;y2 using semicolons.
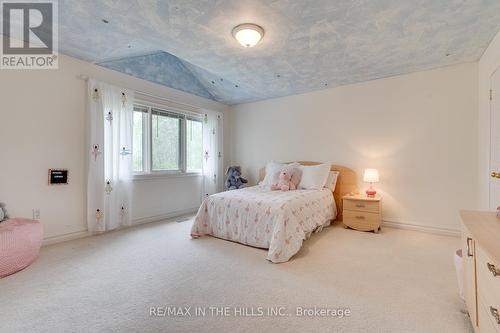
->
271;167;297;191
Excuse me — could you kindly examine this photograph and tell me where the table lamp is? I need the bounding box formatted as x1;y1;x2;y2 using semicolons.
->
363;169;379;197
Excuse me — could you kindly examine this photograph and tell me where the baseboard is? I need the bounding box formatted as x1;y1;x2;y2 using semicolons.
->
383;219;461;237
42;208;199;247
43;230;91;246
132;207;198;225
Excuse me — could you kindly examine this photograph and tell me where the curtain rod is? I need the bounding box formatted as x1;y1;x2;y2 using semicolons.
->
77;74;218;114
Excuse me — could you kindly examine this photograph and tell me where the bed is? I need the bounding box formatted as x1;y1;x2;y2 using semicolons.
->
190;162;356;263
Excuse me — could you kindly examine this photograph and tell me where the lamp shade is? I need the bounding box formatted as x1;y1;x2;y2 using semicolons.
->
363;169;379;183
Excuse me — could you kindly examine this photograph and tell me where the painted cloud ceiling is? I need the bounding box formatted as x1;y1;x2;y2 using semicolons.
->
59;0;500;104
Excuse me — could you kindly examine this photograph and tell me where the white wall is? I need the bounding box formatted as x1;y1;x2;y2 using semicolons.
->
228;63;478;232
0;36;485;240
477;30;500;210
132;175;204;224
0;51;227;241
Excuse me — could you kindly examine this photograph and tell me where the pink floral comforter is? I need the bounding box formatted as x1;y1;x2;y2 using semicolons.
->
191;185;336;263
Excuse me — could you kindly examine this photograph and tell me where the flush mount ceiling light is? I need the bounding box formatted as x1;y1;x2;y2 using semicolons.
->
232;23;264;48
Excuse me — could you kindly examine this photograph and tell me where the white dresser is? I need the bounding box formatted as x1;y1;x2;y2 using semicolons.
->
460;211;500;333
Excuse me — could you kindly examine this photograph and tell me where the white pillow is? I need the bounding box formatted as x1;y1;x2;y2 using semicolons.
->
261;161;300;186
298;163;331;190
324;171;340;191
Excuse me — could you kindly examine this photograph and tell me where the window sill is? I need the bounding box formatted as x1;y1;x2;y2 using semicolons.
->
133;172;203;181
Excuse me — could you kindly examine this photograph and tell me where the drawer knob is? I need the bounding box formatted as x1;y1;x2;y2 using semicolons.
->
487;263;500;277
491;306;500;324
355;216;365;220
355;204;365;208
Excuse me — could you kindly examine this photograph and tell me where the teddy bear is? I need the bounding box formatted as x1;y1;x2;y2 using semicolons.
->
225;166;248;190
271;167;298;191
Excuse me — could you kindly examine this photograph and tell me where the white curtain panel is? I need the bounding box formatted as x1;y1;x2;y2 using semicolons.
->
202;111;223;199
87;80;134;233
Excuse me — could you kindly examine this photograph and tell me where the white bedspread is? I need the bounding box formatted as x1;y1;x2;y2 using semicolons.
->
190;185;336;263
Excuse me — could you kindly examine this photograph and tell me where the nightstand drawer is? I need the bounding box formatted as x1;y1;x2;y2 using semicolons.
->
477;245;500;295
477;297;500;333
476;245;500;330
343;199;380;213
343;210;381;231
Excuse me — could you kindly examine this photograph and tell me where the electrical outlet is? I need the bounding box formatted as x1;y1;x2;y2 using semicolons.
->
32;209;40;220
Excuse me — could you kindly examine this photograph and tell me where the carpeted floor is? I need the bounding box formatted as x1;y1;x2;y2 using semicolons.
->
0;218;473;333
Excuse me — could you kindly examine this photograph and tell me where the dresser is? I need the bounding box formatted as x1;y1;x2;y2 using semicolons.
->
460;211;500;333
342;194;382;232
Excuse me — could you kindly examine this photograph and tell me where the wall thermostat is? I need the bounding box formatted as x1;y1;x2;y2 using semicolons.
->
48;169;69;185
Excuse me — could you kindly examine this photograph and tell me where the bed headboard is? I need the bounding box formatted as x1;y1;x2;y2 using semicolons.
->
258;161;357;221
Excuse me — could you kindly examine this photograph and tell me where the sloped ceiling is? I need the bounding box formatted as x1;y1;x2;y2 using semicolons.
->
59;0;500;105
98;51;257;104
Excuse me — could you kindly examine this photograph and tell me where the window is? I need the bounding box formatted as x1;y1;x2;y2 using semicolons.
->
132;103;203;176
152;109;181;171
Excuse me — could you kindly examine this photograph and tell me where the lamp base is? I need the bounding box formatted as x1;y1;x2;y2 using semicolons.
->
366;186;377;197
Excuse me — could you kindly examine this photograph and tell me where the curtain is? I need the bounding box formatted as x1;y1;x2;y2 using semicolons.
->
87;80;134;233
202;111;224;199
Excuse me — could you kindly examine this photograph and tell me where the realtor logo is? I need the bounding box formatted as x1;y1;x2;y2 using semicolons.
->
1;0;58;69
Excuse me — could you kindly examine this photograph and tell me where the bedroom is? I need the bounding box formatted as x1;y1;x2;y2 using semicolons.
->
0;1;499;332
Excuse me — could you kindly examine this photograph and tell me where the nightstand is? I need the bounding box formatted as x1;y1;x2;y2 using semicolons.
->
342;194;382;233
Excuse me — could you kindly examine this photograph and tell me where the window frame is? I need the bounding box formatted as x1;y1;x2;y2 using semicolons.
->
132;101;203;179
185;116;204;173
133;105;149;174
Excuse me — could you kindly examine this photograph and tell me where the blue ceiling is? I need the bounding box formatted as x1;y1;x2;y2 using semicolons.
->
59;0;500;105
99;51;258;104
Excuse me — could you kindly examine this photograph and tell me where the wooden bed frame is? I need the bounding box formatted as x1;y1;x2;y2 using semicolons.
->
259;161;357;221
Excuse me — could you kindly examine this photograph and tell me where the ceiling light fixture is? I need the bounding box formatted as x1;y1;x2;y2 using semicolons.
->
232;23;264;48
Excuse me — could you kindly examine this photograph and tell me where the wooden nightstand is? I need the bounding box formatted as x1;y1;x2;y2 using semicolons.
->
342;194;382;233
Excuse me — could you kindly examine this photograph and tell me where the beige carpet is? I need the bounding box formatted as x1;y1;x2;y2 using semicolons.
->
0;218;473;333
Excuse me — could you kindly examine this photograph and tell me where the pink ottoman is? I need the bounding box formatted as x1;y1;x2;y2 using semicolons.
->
0;218;43;278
